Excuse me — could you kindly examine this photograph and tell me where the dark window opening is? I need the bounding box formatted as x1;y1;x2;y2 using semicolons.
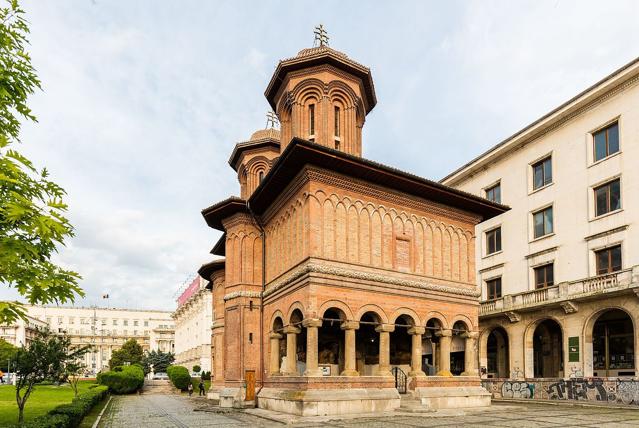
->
534;264;554;289
485;183;501;204
533;207;553;238
309;104;315;138
595;245;622;275
594;179;621;217
593;122;619;162
486;227;502;255
532;156;552;190
487;278;502;300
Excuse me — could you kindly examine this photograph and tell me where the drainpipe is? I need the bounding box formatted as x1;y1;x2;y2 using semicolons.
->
247;201;266;401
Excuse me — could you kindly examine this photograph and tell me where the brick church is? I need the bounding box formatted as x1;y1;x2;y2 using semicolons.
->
197;35;507;415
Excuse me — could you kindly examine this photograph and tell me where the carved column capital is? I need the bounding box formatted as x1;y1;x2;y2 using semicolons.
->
435;329;453;338
407;326;426;335
282;325;301;335
302;318;323;328
375;323;395;333
340;321;360;330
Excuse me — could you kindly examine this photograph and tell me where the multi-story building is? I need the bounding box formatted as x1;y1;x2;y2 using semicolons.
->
0;314;48;347
442;57;639;392
172;276;213;373
19;305;175;374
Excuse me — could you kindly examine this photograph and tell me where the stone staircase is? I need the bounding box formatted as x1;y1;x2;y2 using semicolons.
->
143;379;176;394
398;395;434;413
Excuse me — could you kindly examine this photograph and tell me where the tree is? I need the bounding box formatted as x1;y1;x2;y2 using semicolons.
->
13;328;90;424
64;344;91;397
109;339;144;369
0;338;17;371
192;365;201;374
144;349;174;374
0;0;83;324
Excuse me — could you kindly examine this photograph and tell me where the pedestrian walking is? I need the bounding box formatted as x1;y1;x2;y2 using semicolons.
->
187;383;193;397
198;381;205;396
0;370;4;384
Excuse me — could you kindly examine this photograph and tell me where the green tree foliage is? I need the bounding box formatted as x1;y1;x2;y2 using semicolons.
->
108;339;143;369
192;365;201;373
97;365;144;394
144;349;174;374
0;338;18;371
0;0;83;324
166;365;191;391
13;328;90;424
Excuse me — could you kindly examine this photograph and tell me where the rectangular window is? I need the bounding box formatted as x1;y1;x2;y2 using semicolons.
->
534;264;554;289
593;122;619;162
533;206;553;238
486;227;502;255
309;104;315;138
595;245;622;275
532;156;552;190
334;106;340;137
144;321;148;327
113;319;118;326
134;320;139;327
594;179;621;217
58;317;63;324
123;320;128;326
485;182;501;204
486;278;502;300
68;317;74;325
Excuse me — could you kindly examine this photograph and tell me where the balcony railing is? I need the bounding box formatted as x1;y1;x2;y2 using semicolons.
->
480;267;636;316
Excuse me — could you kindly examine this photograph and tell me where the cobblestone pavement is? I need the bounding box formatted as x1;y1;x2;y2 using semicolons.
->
98;395;639;428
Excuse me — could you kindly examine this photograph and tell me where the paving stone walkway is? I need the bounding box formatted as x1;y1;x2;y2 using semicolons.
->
98;395;639;427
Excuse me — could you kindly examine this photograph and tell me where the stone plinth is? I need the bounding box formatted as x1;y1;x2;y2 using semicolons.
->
411;376;490;410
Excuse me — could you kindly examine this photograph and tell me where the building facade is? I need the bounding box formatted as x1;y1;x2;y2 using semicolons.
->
197;41;506;415
172;276;213;373
0;314;48;347
21;305;175;374
442;58;639;403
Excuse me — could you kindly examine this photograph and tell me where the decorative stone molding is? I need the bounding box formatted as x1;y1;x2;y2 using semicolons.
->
435;329;452;337
223;291;262;301
301;318;323;328
408;326;426;335
560;301;579;314
375;324;396;333
263;262;480;299
504;311;521;323
282;325;301;335
340;321;360;330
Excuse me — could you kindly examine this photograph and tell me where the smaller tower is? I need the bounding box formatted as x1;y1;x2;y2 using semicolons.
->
265;26;376;157
228;116;280;199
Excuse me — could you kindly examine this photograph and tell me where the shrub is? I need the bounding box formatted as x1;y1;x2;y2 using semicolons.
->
23;385;108;428
167;365;191;391
98;365;144;394
192;365;201;373
201;370;211;381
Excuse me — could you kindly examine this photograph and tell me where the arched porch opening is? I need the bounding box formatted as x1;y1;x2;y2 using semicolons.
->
533;319;563;378
486;327;509;378
318;308;347;376
592;309;635;377
289;309;306;375
451;321;468;375
270;316;285;376
390;314;414;372
356;312;381;376
424;318;444;375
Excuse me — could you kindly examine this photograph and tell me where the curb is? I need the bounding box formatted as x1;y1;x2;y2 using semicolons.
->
91;395;113;428
492;398;639;410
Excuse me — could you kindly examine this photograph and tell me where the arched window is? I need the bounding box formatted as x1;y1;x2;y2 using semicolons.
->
258;170;264;183
334;106;341;150
309;104;315;141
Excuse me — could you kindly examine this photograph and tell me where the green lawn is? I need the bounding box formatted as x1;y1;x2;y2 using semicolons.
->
187;378;211;395
0;380;97;426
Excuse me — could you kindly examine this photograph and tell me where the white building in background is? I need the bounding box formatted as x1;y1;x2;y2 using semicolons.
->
0;314;47;347
172;276;212;373
442;57;639;380
9;305;176;374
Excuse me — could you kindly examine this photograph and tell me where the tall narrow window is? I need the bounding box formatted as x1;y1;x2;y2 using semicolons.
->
532;156;552;190
485;182;501;204
309;104;315;139
334;106;340;137
534;264;554;289
593;122;619;162
595;245;622;275
486;227;502;255
533;206;553;239
486;278;502;300
258;171;264;183
594;179;621;217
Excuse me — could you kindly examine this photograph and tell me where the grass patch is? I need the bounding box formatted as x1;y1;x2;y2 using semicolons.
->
78;395;110;428
0;380;97;426
186;378;211;396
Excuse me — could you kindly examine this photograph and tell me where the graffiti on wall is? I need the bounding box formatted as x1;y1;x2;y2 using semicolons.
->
482;378;639;406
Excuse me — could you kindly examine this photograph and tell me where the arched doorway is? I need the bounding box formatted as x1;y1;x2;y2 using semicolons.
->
593;309;635;377
487;327;509;378
356;312;381;376
424;318;444;375
389;314;414;371
450;321;468;376
533;319;563;378
318;308;346;376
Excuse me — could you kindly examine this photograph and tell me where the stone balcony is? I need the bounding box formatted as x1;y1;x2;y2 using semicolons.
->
480;265;639;320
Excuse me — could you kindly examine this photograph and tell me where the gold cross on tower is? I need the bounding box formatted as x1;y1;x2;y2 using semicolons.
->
313;24;329;47
266;110;279;129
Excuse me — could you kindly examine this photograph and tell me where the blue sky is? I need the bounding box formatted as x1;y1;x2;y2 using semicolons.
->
5;0;638;310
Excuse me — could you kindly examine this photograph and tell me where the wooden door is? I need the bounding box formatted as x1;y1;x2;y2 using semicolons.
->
245;370;255;401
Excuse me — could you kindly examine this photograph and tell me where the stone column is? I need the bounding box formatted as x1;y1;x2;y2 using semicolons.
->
282;325;301;376
269;333;283;376
375;324;395;376
436;329;453;375
461;332;479;376
340;321;359;376
408;326;426;376
303;318;323;376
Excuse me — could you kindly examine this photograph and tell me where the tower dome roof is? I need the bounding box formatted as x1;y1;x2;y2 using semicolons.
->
249;127;281;142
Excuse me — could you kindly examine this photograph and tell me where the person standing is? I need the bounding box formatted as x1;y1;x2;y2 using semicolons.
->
187;383;193;397
198;381;205;396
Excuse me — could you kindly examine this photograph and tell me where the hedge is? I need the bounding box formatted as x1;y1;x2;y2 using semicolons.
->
97;364;144;394
22;385;109;428
166;365;191;391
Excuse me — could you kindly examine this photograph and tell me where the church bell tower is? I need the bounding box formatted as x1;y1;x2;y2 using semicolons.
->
264;25;377;157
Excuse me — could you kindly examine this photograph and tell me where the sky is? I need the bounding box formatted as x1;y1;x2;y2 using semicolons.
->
4;0;639;311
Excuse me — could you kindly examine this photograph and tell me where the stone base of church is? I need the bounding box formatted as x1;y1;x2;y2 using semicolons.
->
410;376;491;410
257;387;400;416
